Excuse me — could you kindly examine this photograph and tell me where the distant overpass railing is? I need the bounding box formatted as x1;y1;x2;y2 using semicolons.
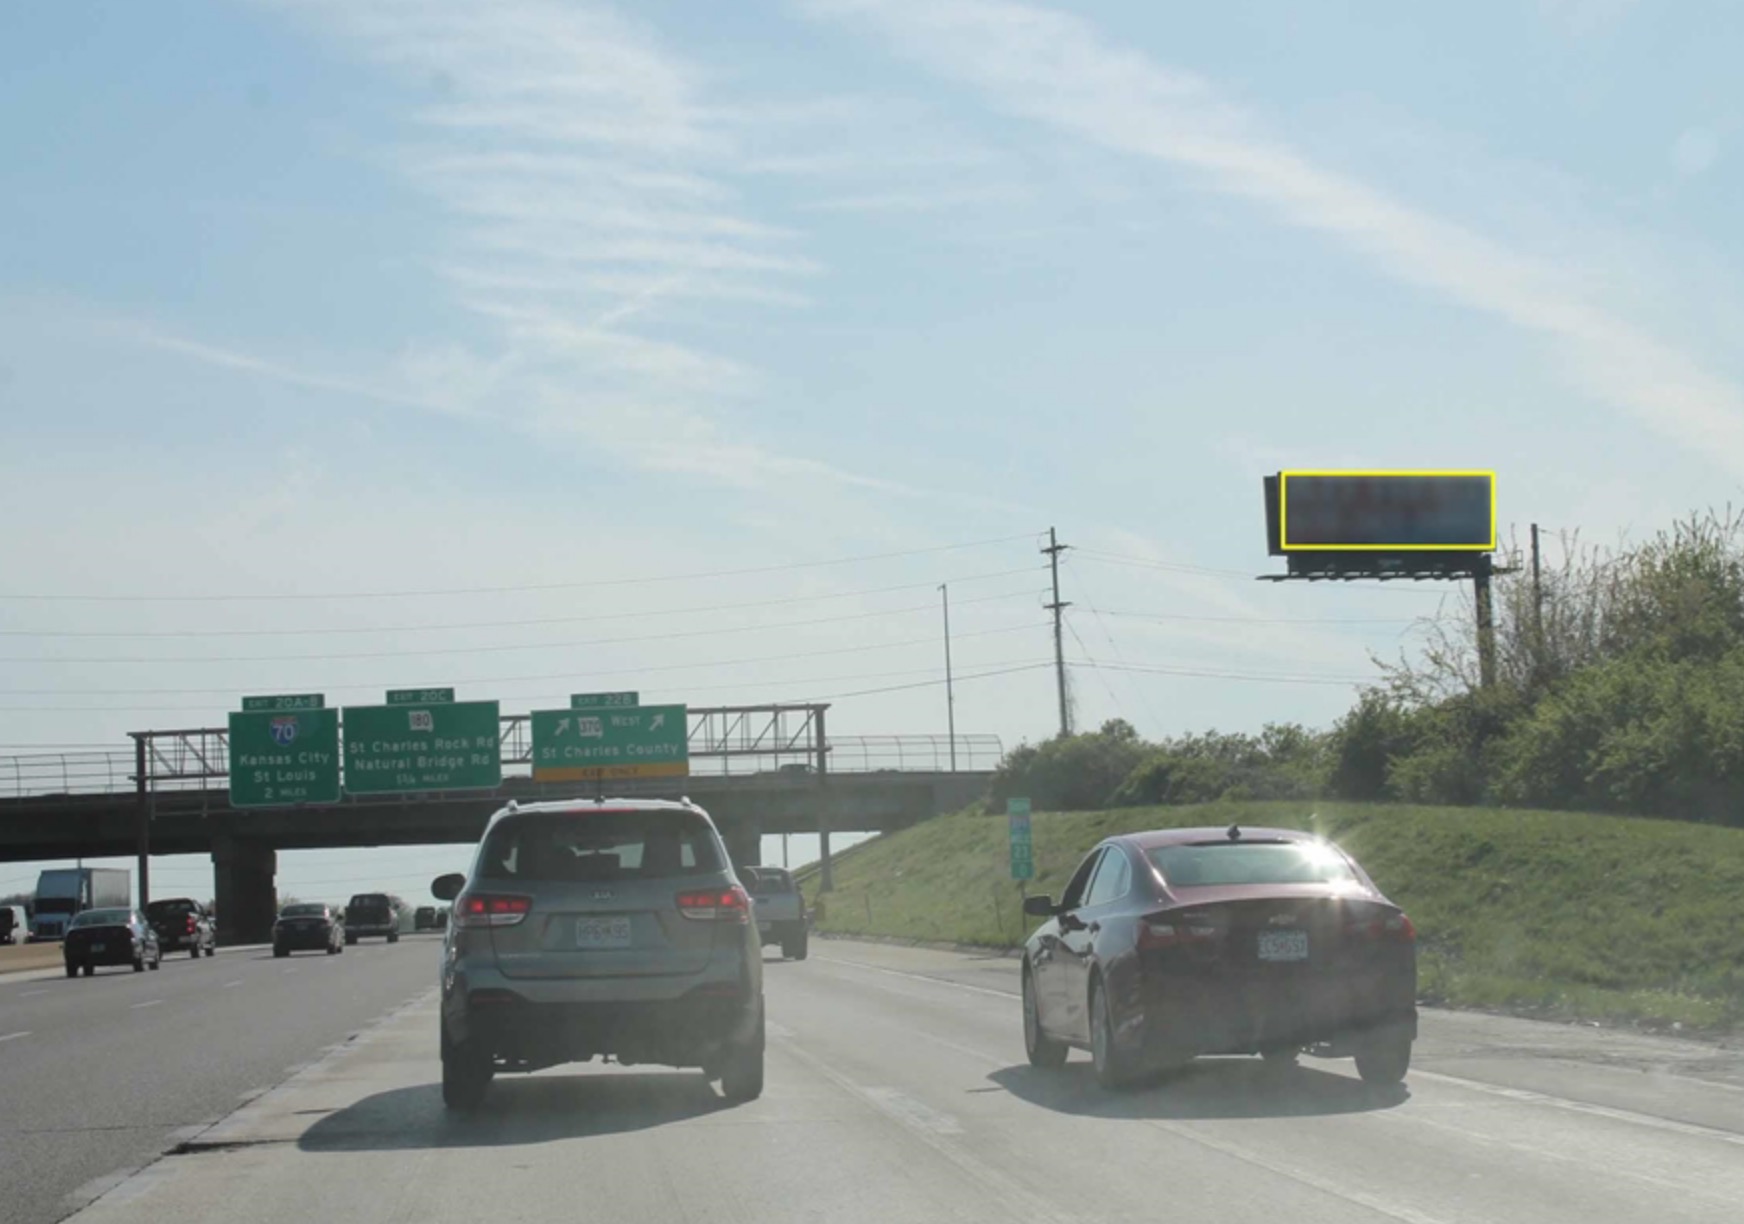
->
0;733;1005;801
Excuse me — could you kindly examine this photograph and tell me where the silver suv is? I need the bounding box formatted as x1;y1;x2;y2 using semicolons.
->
431;797;765;1110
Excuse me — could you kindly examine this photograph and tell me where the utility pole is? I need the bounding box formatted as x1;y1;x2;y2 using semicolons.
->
1043;527;1072;737
940;584;957;772
1474;554;1497;690
1530;523;1544;677
131;733;150;910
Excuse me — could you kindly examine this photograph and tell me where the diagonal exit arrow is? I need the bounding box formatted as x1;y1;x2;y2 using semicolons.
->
648;713;665;731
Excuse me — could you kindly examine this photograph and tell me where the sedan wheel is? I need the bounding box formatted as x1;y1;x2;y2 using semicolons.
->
1089;978;1136;1090
1022;967;1067;1069
1355;1031;1412;1086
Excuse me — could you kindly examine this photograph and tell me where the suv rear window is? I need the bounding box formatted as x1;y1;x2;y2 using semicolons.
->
478;809;723;883
1148;841;1357;888
349;894;389;908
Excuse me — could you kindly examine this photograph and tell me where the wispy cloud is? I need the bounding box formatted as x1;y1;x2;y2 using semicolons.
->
241;0;885;497
810;0;1744;475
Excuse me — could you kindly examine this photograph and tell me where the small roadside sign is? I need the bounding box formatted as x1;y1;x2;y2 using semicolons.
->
1007;797;1034;881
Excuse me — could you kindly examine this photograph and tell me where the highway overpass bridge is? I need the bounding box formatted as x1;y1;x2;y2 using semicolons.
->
1;705;998;943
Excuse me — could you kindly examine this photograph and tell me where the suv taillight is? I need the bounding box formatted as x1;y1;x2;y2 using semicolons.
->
676;885;751;924
453;893;532;928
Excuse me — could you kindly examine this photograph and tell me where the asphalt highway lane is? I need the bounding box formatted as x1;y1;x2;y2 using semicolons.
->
32;939;1744;1224
0;935;441;1224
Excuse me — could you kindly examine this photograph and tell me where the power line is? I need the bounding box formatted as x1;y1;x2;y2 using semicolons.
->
1076;549;1450;593
1098;609;1427;626
0;567;1044;639
0;534;1034;603
1062;612;1128;723
0;636;1049;712
1064;556;1164;732
0;588;1043;666
1076;660;1374;687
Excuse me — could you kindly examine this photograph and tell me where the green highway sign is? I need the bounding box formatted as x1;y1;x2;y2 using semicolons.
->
533;703;688;781
241;694;324;712
343;700;501;794
571;691;639;709
1007;796;1034;881
386;687;455;706
228;708;340;808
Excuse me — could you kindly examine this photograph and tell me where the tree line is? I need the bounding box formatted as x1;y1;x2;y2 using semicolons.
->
991;508;1744;827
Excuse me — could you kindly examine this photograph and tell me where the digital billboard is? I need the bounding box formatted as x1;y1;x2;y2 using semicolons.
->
1270;471;1495;553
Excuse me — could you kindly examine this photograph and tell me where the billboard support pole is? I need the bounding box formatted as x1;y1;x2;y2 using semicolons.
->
1474;555;1497;690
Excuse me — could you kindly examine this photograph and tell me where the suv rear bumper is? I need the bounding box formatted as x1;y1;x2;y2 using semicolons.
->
449;985;760;1070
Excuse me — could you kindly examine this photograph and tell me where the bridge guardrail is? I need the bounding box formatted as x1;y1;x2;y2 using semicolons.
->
0;733;1004;802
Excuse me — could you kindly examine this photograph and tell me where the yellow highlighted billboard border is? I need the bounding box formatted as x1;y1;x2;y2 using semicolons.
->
1279;469;1496;552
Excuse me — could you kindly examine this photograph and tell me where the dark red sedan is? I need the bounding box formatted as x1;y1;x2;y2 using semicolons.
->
1021;825;1417;1089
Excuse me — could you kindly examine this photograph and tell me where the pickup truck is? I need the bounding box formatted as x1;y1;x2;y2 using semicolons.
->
145;897;217;959
744;866;808;961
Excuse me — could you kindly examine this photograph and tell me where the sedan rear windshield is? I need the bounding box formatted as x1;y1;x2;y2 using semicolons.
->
281;904;326;917
1148;841;1358;888
478;810;723;883
71;908;131;927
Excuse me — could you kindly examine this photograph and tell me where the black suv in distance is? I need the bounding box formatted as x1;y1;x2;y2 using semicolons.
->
345;893;401;944
146;898;217;959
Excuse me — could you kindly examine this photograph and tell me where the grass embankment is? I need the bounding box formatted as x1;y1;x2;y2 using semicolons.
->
805;802;1744;1033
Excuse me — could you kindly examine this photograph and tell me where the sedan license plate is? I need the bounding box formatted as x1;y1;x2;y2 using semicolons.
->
1257;929;1309;962
576;916;633;949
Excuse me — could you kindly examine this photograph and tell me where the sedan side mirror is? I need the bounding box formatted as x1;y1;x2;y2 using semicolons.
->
1022;895;1057;917
431;873;466;902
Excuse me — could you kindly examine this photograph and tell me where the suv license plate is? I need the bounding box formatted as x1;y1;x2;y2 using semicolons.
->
1257;930;1308;962
90;942;105;953
576;917;633;949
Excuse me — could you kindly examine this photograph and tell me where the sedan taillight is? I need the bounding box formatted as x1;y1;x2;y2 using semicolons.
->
1346;912;1416;942
453;893;532;928
676;885;751;924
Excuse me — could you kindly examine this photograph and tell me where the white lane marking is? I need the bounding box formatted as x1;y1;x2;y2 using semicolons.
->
130;1000;162;1010
0;1031;29;1044
814;955;1018;1000
862;1086;964;1134
1393;1107;1744;1206
1138;1113;1458;1224
20;989;47;997
778;1038;1076;1224
222;979;242;988
1411;1069;1744;1148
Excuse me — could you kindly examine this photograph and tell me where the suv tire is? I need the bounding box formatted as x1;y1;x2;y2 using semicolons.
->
441;1020;492;1111
718;1004;766;1104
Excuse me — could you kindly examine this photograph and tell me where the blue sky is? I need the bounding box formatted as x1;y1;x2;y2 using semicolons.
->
1;0;1740;902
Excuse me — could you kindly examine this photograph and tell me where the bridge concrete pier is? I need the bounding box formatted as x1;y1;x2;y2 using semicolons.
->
212;835;277;947
722;814;763;871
